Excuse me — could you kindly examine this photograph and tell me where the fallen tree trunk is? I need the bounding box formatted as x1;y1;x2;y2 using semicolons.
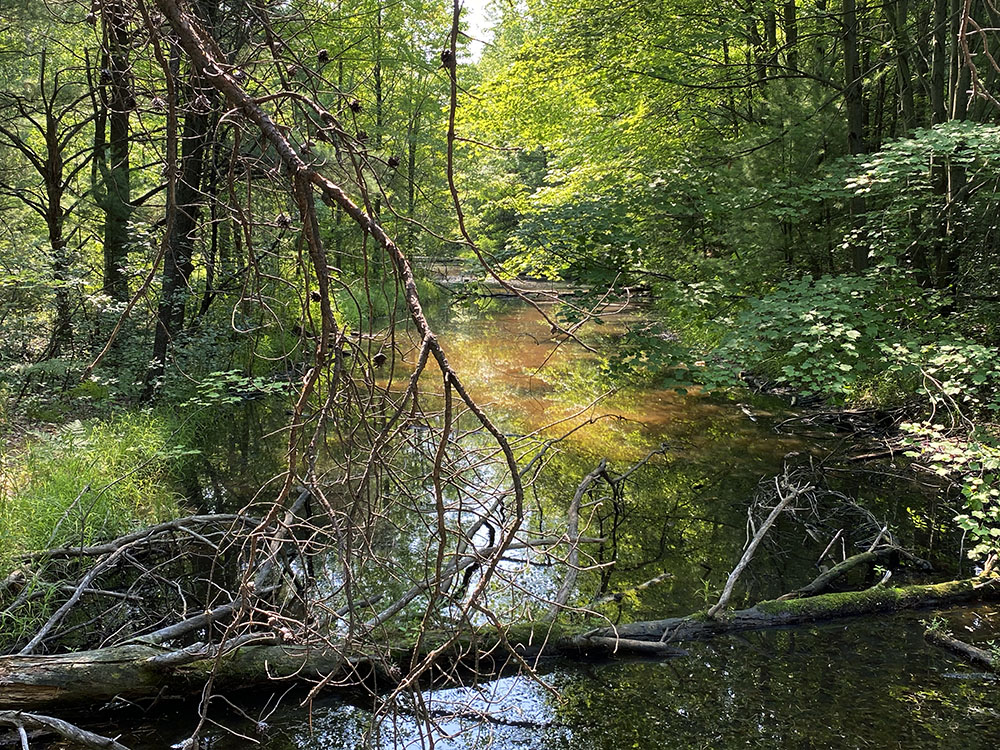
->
0;641;370;710
570;576;1000;646
3;577;998;710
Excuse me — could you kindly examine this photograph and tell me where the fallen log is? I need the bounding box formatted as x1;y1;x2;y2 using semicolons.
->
4;577;999;711
0;641;369;710
572;576;1000;646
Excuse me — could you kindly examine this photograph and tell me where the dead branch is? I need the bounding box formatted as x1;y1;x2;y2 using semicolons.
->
707;472;811;618
778;547;894;600
546;459;608;620
0;711;129;750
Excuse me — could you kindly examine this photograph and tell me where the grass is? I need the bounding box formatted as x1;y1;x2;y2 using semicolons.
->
0;410;194;574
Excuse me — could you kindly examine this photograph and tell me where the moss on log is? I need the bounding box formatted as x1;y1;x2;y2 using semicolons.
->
572;577;1000;646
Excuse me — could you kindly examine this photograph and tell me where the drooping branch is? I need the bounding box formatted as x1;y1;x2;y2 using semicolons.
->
150;0;524;527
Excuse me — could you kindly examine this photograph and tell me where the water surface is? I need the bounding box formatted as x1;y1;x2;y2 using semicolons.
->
119;297;999;749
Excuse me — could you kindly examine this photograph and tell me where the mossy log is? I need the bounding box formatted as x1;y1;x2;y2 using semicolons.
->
2;577;997;711
568;577;1000;647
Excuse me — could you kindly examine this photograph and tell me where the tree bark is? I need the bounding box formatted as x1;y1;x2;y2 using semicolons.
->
2;577;997;710
99;0;132;303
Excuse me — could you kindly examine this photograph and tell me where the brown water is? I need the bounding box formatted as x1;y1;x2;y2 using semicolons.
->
115;298;1000;749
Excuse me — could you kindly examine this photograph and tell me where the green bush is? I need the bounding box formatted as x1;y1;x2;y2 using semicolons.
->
705;270;1000;407
903;423;1000;563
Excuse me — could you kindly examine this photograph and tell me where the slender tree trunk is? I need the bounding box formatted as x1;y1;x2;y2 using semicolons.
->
886;0;916;132
748;13;768;90
764;7;778;76
41;83;72;356
46;179;71;356
406;128;419;248
145;0;219;395
99;0;132;302
783;0;799;73
844;0;869;271
931;0;949;123
950;0;970;119
146;103;212;393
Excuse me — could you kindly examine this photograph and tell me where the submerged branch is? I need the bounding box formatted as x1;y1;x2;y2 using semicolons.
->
925;628;1000;672
0;711;129;750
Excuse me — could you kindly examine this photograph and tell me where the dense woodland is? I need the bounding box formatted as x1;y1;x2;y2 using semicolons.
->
3;0;1000;747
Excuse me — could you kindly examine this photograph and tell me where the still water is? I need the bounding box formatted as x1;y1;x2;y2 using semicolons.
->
119;298;1000;749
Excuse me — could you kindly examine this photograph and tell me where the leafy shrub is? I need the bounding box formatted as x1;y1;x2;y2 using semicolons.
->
704;270;1000;407
903;423;1000;562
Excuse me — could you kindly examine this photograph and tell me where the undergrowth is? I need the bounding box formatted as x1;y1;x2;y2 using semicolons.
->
0;411;195;574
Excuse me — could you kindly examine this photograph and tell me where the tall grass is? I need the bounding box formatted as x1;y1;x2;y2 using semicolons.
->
0;411;193;573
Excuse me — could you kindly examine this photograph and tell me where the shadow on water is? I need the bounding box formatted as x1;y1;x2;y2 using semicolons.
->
126;297;999;749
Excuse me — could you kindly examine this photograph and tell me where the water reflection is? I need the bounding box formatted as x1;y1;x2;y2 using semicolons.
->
130;297;987;749
123;616;1000;749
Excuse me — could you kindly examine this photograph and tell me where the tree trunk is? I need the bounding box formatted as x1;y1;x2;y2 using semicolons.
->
145;100;212;393
886;0;916;133
0;643;364;710
99;0;132;303
783;0;798;73
843;0;869;271
949;0;970;119
43;108;71;357
931;0;948;123
2;577;997;710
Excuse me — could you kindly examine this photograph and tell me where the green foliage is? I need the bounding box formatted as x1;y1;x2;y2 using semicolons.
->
700;270;1000;406
921;615;949;634
0;412;192;572
903;423;1000;562
182;370;292;408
